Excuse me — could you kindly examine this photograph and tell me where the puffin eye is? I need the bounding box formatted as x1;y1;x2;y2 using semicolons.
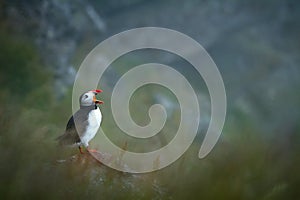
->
84;95;88;98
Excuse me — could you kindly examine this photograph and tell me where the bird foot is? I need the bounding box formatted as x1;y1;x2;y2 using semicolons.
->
87;148;99;153
79;146;84;154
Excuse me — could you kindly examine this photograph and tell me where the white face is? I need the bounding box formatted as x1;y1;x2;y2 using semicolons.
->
80;91;95;107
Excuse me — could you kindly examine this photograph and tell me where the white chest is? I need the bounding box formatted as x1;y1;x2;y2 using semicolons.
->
81;107;102;147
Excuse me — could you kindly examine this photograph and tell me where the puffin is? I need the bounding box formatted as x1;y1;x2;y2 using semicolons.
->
56;89;103;153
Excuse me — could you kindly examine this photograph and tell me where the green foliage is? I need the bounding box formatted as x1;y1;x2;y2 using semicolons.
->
1;9;300;199
0;32;42;94
1;35;299;199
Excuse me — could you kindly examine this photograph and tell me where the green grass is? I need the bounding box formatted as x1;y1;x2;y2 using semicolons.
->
0;26;299;200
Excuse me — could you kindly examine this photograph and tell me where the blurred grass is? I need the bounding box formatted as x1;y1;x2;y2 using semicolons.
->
0;24;300;200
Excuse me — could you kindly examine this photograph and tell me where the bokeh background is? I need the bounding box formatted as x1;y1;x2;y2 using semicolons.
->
1;0;300;199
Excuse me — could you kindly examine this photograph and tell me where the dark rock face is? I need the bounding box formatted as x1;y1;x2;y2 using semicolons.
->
2;0;300;127
2;0;300;132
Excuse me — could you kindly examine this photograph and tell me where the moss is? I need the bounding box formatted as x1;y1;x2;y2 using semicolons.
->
0;31;51;99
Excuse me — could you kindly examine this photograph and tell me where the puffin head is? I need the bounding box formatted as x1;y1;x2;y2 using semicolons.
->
80;89;103;107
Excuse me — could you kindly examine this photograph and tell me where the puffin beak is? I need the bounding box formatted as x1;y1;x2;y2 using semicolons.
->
91;89;103;94
92;90;104;104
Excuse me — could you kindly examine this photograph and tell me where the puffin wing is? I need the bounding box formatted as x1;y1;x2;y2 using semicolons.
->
56;116;79;145
56;110;89;146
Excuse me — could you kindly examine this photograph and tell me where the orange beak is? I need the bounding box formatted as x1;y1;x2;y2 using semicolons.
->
93;96;103;104
92;89;103;104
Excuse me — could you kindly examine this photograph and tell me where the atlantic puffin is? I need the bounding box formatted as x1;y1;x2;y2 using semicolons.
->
56;89;103;153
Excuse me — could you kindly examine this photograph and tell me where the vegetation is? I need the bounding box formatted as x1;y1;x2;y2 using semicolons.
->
1;1;300;199
1;28;300;199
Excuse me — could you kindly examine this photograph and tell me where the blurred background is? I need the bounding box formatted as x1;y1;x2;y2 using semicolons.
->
1;0;300;199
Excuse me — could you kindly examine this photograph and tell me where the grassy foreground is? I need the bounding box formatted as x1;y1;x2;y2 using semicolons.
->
0;28;299;200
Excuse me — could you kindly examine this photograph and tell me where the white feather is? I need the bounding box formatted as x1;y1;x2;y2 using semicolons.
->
80;107;102;147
